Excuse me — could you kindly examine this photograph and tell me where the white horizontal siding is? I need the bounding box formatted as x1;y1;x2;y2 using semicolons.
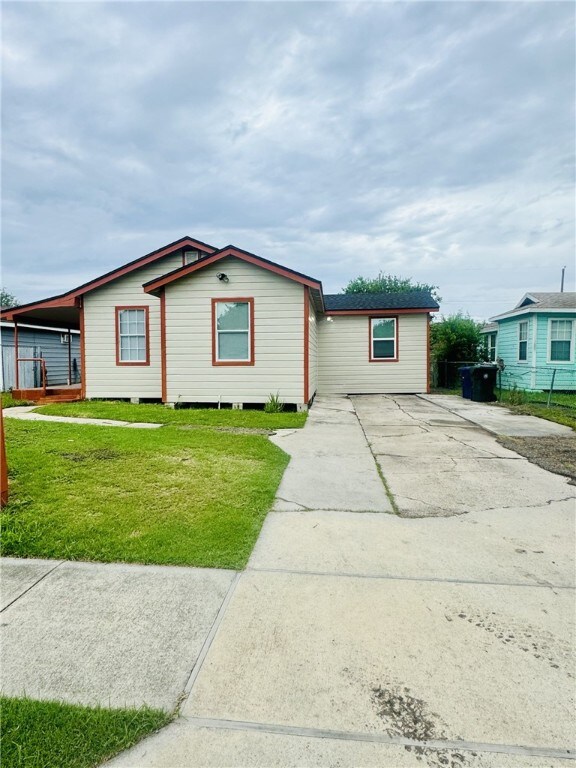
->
318;314;428;394
83;254;182;399
165;258;305;404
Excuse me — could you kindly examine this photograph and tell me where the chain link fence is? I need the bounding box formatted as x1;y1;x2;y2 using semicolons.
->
432;360;576;408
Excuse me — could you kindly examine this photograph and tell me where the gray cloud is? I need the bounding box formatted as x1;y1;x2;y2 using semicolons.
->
2;1;574;319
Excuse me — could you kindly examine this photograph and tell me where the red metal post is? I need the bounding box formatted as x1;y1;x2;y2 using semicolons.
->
14;320;19;390
67;328;72;385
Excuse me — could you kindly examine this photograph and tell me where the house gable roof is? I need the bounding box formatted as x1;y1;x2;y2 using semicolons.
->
323;291;439;314
491;291;576;321
143;245;325;310
516;292;576;310
0;236;216;323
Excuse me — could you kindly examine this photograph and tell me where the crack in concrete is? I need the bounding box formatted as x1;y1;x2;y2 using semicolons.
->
482;495;576;513
387;396;433;430
184;716;576;760
274;497;314;512
350;398;400;515
395;495;469;518
1;560;65;613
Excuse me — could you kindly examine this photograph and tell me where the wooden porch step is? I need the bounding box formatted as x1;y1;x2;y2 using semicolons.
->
12;387;82;404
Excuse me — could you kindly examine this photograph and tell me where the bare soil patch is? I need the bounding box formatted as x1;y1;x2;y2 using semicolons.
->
497;436;576;484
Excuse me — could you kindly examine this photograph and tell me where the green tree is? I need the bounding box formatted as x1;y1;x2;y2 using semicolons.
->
430;313;487;362
343;273;441;303
0;288;18;308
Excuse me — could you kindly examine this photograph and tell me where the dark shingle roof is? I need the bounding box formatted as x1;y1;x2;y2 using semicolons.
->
323;291;439;312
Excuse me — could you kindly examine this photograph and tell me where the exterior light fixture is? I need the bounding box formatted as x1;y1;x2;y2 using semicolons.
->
217;272;229;282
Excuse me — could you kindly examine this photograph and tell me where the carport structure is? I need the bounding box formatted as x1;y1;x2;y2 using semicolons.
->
2;297;82;402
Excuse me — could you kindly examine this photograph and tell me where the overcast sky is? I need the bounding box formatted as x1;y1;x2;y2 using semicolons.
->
2;1;574;320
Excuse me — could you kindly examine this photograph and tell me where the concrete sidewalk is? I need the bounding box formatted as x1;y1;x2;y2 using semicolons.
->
4;405;163;428
1;559;235;711
110;394;575;768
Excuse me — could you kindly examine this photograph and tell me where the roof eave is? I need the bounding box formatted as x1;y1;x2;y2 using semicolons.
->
1;236;217;320
325;307;439;315
490;306;576;321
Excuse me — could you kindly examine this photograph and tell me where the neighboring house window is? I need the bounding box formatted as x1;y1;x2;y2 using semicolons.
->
549;319;573;362
212;299;254;365
518;321;528;362
60;333;69;344
369;317;398;361
116;307;149;365
488;332;497;362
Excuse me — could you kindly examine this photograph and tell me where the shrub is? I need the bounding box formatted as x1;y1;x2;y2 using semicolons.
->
264;392;284;413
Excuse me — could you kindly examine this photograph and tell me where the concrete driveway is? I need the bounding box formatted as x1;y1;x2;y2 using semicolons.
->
110;394;575;767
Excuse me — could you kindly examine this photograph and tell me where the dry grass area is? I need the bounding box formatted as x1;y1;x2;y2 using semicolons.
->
497;436;576;484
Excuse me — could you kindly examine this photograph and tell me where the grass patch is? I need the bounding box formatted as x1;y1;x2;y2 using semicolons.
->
0;696;170;768
1;419;289;568
495;389;576;431
2;391;33;408
35;400;307;429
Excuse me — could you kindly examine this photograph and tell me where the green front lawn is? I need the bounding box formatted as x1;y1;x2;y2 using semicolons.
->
0;697;170;768
1;419;288;568
35;400;307;429
2;391;33;408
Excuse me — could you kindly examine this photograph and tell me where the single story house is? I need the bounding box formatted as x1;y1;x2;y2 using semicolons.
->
1;236;439;407
481;292;576;391
1;321;81;391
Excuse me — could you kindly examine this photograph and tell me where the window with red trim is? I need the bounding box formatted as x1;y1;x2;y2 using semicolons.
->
370;317;397;361
212;299;254;365
116;307;149;365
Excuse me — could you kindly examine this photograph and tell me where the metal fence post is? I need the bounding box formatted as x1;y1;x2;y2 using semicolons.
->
546;369;557;408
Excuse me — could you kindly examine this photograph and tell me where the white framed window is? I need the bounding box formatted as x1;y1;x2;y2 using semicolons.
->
518;321;528;362
487;332;497;362
370;317;397;361
116;307;149;365
549;319;573;363
183;250;201;265
212;299;254;365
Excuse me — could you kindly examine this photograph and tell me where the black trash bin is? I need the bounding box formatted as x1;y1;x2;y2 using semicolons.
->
470;365;498;402
458;366;473;399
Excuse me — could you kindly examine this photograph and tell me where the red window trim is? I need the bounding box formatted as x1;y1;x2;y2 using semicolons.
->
211;298;255;367
369;315;399;363
115;306;150;366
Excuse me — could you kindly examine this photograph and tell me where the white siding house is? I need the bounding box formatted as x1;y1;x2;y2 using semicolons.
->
161;257;306;405
2;236;438;405
318;313;429;394
83;253;182;400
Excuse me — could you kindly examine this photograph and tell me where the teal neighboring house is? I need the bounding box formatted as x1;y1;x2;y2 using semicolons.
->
481;292;576;392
